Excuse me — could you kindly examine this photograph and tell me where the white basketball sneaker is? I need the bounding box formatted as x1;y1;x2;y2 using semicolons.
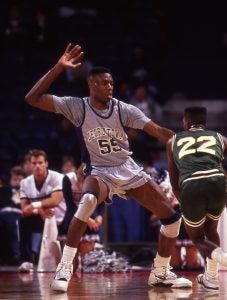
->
148;265;192;288
197;272;219;290
18;262;34;273
51;261;73;292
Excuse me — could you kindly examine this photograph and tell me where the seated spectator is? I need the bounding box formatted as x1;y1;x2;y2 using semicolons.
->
61;155;76;175
129;84;162;121
18;149;66;272
20;153;33;176
0;166;25;265
126;44;152;88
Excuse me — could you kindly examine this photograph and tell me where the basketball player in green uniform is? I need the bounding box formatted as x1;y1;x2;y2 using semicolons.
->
167;106;227;290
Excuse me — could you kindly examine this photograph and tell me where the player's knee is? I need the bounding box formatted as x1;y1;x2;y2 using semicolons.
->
74;193;97;222
160;217;182;238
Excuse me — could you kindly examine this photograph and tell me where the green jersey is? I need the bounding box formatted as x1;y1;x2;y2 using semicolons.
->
172;128;225;185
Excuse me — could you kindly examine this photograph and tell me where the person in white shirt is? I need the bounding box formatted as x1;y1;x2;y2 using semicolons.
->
18;149;66;272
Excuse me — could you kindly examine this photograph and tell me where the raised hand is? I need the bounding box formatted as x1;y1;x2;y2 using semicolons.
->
57;43;84;69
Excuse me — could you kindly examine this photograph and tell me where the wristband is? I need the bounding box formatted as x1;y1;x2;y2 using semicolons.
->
33;208;39;214
32;201;42;209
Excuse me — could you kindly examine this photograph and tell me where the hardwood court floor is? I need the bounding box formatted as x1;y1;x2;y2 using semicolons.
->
0;269;226;299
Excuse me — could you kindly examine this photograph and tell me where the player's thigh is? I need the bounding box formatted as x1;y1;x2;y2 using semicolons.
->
206;176;226;216
82;175;108;204
180;180;206;222
126;180;175;219
181;178;225;222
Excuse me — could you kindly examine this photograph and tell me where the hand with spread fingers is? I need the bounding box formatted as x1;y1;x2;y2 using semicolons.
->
57;43;84;69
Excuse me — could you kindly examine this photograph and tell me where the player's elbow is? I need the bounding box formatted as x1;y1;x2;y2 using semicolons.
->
25;93;38;107
25;93;55;112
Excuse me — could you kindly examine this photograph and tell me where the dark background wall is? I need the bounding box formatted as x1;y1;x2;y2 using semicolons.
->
0;0;227;179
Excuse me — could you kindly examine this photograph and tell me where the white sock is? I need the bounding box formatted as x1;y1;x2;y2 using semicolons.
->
61;245;77;264
211;247;227;266
206;257;218;278
154;253;171;268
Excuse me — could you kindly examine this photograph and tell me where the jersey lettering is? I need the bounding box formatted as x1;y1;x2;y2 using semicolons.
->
177;136;216;159
98;138;122;155
197;136;216;155
177;137;195;159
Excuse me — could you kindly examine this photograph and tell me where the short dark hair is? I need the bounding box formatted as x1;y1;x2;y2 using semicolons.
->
62;155;75;164
28;149;48;161
184;106;207;125
10;165;26;178
88;67;111;78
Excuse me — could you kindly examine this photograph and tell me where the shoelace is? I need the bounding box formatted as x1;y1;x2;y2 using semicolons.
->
205;272;218;281
57;262;72;280
153;265;177;279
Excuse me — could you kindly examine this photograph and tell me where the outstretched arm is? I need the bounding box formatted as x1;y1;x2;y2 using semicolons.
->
166;138;180;199
143;120;175;144
25;43;84;112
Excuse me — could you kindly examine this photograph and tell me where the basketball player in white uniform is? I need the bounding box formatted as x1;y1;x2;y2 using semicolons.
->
19;149;66;272
25;44;192;291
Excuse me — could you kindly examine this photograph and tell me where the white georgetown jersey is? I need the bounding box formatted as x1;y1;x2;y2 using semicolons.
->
82;98;131;166
20;170;66;224
53;96;150;167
